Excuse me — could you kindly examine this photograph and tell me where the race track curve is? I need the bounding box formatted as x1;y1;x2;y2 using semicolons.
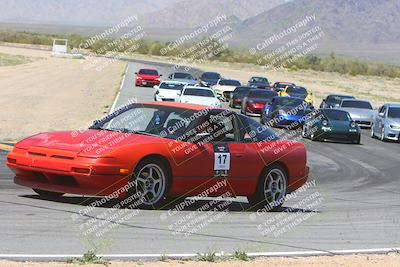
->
0;60;399;258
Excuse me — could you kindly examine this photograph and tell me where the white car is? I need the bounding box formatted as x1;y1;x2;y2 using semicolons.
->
178;86;221;107
212;79;241;101
154;81;188;102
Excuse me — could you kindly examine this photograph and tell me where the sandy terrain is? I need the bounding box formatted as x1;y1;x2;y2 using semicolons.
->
130;53;400;108
1;253;400;267
0;45;126;142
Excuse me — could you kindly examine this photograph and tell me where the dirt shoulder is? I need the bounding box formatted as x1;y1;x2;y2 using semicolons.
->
1;253;400;267
0;46;126;142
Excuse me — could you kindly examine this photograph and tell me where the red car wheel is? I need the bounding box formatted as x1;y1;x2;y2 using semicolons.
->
132;158;170;209
248;164;288;211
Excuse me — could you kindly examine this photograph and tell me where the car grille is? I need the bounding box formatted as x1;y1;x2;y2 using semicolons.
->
162;98;175;102
355;120;371;126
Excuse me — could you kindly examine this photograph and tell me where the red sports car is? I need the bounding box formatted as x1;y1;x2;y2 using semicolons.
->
6;102;308;210
241;89;278;116
135;68;161;87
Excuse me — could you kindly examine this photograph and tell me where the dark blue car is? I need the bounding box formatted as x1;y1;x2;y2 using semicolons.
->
261;97;313;128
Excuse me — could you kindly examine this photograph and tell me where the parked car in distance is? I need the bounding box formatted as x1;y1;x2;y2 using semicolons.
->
338;99;374;128
178;86;221;107
247;76;269;89
198;72;222;87
154;81;187;102
371;103;400;141
261;97;312;128
229;86;253;109
168;72;197;85
302;109;361;144
212;79;242;101
241;89;278;116
320;94;355;109
271;82;295;93
135;68;162;87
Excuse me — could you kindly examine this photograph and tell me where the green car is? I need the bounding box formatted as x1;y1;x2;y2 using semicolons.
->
302;108;361;144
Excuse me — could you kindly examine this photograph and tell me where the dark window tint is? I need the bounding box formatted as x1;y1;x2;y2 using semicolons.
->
341;100;372;109
238;114;279;142
138;69;159;75
234;87;252;94
173;72;194;79
159;83;185;90
388;107;400;118
201;72;221;80
183;88;214;97
219;80;241;86
251;77;268;83
275;82;294;89
326;95;354;105
248;90;277;98
287;86;307;94
276;98;304;107
322;109;351;121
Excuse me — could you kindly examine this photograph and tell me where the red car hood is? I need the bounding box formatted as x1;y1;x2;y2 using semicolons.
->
136;74;160;80
15;130;163;157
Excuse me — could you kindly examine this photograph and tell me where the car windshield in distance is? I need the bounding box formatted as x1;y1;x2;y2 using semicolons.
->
323;109;351;121
341;100;373;109
248;90;277;98
138;69;158;75
251;77;268;83
219;80;241;86
287;86;307;94
234;87;251;94
201;72;220;80
174;72;194;79
388;107;400;118
327;95;354;105
183;88;214;97
159;83;185;90
276;98;304;107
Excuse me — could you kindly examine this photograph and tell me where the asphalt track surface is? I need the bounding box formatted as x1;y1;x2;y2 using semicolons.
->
0;60;399;257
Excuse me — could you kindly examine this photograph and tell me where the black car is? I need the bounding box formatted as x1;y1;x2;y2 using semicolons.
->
198;72;222;87
272;82;296;93
247;76;269;89
285;86;308;99
320;94;355;109
229;86;252;108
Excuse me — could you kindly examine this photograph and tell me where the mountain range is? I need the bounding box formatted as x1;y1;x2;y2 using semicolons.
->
0;0;399;62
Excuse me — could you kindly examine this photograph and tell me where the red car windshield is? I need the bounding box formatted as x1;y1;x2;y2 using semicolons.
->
138;69;159;76
92;105;197;140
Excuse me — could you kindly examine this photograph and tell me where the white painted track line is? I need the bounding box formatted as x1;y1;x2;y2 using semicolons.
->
109;66;127;113
0;247;399;260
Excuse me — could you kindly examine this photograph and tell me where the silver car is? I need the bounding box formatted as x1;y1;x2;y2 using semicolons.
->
168;72;197;85
339;99;374;128
371;103;400;141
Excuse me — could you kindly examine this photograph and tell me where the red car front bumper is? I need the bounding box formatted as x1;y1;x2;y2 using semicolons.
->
7;148;130;196
135;78;160;87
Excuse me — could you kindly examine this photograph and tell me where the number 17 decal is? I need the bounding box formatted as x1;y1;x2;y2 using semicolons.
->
214;152;230;170
213;143;230;176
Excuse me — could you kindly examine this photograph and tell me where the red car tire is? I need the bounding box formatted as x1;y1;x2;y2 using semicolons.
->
248;164;288;211
131;157;171;209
